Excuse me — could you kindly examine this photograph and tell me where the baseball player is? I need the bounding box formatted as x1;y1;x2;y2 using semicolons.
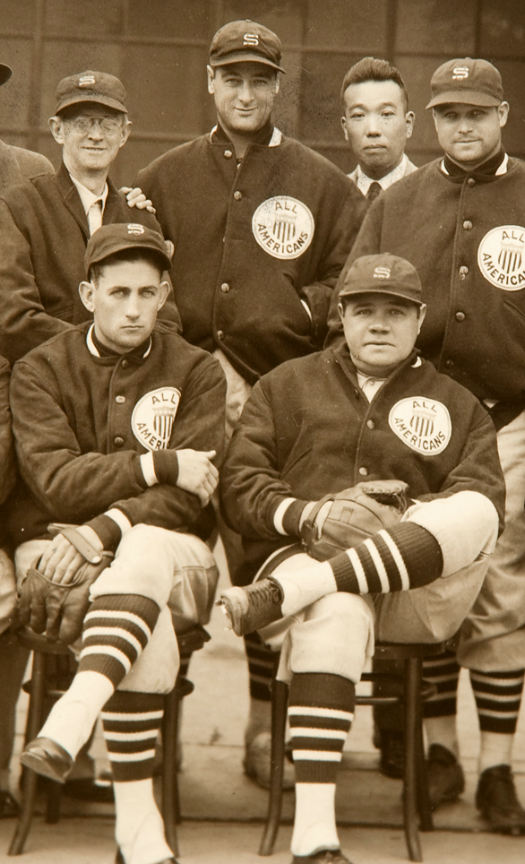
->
137;18;366;788
218;253;503;864
341;54;418;779
0;60;53;819
328;57;525;833
6;223;225;864
341;56;417;200
0;68;180;365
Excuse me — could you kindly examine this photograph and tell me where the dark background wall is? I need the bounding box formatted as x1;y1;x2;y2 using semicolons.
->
0;0;524;184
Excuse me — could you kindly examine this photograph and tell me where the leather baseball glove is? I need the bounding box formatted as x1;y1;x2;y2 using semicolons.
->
301;480;411;561
17;524;113;644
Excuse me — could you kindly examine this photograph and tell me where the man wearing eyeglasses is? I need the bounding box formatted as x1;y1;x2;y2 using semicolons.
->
0;69;180;363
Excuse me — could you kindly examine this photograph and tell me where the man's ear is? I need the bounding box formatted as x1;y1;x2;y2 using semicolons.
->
157;281;171;310
118;120;132;150
79;280;96;313
49;115;66;145
405;110;415;140
417;303;427;333
337;301;345;322
207;65;215;95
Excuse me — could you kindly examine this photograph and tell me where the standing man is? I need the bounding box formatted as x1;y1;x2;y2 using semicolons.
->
10;223;225;864
0;68;179;364
341;56;416;200
0;60;53;819
335;57;525;833
138;19;365;788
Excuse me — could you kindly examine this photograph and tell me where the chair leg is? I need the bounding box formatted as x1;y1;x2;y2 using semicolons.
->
416;709;433;832
402;657;423;862
259;679;289;856
9;651;47;855
162;686;179;858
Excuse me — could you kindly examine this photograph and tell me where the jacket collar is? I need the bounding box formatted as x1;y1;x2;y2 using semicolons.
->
210;122;282;149
86;323;152;361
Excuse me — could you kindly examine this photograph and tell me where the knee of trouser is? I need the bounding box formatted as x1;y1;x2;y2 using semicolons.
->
404;491;499;577
289;592;374;682
118;606;179;694
90;524;174;606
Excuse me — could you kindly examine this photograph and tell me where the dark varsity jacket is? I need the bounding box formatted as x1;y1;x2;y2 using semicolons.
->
6;324;226;546
220;345;505;584
138;125;366;383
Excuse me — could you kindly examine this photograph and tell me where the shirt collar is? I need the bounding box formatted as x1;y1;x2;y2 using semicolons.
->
210;122;282;149
353;154;410;195
86;323;152;360
69;173;109;215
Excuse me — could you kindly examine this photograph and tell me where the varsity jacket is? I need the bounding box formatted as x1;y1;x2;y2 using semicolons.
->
138;125;365;383
7;324;226;546
0;162;180;363
329;155;525;407
220;345;505;583
0;138;53;192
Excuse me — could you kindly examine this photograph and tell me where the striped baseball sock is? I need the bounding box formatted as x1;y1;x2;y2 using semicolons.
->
102;690;173;864
289;672;354;856
422;650;461;756
39;594;160;759
329;522;443;595
470;668;525;773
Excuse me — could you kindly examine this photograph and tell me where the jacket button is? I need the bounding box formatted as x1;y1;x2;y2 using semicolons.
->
467;177;476;187
224;149;233;159
114;436;124;447
115;395;126;404
366;419;375;429
358;466;368;476
444;358;454;368
220;282;230;293
216;330;224;340
233;190;242;200
459;265;469;279
463;220;473;230
455;311;466;322
121;359;129;369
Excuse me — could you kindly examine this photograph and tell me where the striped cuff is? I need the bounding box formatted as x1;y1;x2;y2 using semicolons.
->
273;498;309;536
140;452;158;487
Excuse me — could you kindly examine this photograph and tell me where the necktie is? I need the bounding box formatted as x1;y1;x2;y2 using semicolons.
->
366;181;382;202
87;199;103;235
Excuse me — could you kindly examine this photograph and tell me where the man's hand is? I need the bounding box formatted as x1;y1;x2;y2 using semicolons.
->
37;525;103;586
121;185;156;214
176;449;218;506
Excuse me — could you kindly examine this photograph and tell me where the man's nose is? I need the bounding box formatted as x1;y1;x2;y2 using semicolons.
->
365;115;381;135
238;81;254;102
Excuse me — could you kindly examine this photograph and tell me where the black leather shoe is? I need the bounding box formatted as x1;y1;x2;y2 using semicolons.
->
476;764;525;835
63;776;114;803
115;853;179;864
378;730;404;779
20;737;73;784
291;851;352;863
426;743;464;809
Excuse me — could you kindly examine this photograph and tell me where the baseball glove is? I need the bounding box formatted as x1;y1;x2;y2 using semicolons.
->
301;480;411;561
17;524;113;644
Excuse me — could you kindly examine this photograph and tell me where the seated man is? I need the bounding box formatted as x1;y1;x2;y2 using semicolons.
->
219;253;504;864
8;223;225;864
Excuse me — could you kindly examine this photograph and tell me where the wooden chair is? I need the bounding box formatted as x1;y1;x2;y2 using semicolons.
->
258;639;455;863
8;623;210;857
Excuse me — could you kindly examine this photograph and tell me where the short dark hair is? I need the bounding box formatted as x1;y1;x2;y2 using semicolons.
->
341;57;409;110
89;248;165;283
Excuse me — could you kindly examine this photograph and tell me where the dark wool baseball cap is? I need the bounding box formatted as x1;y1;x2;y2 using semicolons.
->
426;58;504;109
0;63;12;86
209;19;285;73
339;253;424;306
55;70;128;114
85;224;172;275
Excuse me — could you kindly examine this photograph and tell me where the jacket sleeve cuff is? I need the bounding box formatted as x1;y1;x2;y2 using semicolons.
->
273;498;310;536
85;513;123;551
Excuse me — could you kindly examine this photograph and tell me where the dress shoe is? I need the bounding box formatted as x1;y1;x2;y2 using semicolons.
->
291;850;352;863
115;853;179;864
476;764;525;835
0;790;20;818
244;730;294;790
20;737;73;784
426;743;464;809
377;730;404;779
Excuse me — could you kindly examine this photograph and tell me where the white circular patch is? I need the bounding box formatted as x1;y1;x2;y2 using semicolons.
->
131;387;181;451
388;397;451;455
252;196;314;260
477;225;525;291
